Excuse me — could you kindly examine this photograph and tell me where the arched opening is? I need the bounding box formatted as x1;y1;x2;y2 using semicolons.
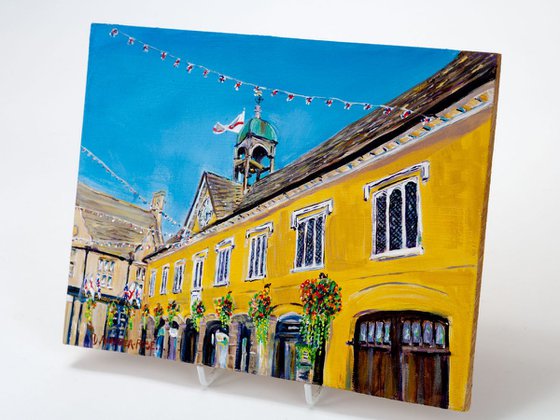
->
272;313;301;381
138;317;155;356
154;318;166;358
180;319;199;363
167;320;179;360
233;316;253;373
251;145;269;164
353;311;449;408
237;146;247;160
202;321;229;368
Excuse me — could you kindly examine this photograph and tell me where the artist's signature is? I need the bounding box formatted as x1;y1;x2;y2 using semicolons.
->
91;335;157;350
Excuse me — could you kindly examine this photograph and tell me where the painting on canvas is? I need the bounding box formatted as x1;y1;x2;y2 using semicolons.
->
63;24;500;411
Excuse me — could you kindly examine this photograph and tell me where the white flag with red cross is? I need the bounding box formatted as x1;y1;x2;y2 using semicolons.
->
212;110;245;135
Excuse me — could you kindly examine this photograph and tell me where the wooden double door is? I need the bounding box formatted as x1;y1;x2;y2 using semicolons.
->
353;311;450;408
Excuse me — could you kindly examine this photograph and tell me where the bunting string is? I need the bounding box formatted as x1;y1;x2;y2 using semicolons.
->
77;206;177;238
80;146;182;228
109;27;432;119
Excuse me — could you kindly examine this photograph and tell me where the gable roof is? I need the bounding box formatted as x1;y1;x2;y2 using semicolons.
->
205;172;244;218
183;172;243;233
75;183;160;258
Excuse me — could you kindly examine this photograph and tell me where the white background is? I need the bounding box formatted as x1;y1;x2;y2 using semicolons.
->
1;1;559;419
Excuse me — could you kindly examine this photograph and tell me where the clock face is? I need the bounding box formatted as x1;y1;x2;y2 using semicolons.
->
197;197;213;228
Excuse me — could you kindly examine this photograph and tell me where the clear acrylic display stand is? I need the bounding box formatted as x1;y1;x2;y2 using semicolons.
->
196;365;323;407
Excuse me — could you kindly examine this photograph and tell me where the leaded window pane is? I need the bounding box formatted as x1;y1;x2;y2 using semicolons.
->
256;236;262;275
304;218;316;266
249;239;255;278
259;236;266;276
314;216;323;265
224;249;230;282
405;181;418;248
296;223;305;267
389;189;403;250
375;193;387;254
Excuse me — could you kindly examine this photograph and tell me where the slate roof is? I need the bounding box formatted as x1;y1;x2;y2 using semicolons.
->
163;50;498;251
236;51;498;214
75;183;160;258
205;172;244;218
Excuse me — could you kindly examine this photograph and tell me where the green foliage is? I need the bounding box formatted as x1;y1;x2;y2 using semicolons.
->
299;273;342;353
167;300;181;324
215;291;234;329
191;298;206;332
248;284;273;344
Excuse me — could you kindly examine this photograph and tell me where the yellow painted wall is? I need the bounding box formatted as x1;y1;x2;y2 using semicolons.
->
143;106;494;411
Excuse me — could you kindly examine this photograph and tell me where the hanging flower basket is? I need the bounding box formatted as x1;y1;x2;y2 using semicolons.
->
215;291;234;329
248;284;272;344
153;303;164;327
167;300;181;324
107;302;118;329
84;296;97;323
141;304;150;329
299;273;342;354
123;303;136;330
191;298;206;332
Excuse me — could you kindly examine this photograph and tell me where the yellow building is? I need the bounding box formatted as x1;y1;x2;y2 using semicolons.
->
139;51;499;411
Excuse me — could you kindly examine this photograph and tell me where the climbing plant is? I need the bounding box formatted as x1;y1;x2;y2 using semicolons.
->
248;284;273;344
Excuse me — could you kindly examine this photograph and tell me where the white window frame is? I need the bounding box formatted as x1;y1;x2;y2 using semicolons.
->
160;265;169;295
148;269;157;297
246;222;273;281
172;260;185;294
192;258;204;291
97;258;115;289
214;238;234;287
370;176;424;260
291;199;333;272
247;234;268;280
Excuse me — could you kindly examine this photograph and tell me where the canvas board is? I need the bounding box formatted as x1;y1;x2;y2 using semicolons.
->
63;23;500;411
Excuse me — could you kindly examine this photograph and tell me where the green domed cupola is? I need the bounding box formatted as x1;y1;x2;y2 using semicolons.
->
236;117;278;145
233;102;278;191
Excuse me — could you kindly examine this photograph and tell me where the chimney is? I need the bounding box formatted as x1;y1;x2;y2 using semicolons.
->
150;191;166;245
151;191;166;212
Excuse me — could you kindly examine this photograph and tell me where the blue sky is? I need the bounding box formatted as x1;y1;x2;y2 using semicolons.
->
79;23;458;235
